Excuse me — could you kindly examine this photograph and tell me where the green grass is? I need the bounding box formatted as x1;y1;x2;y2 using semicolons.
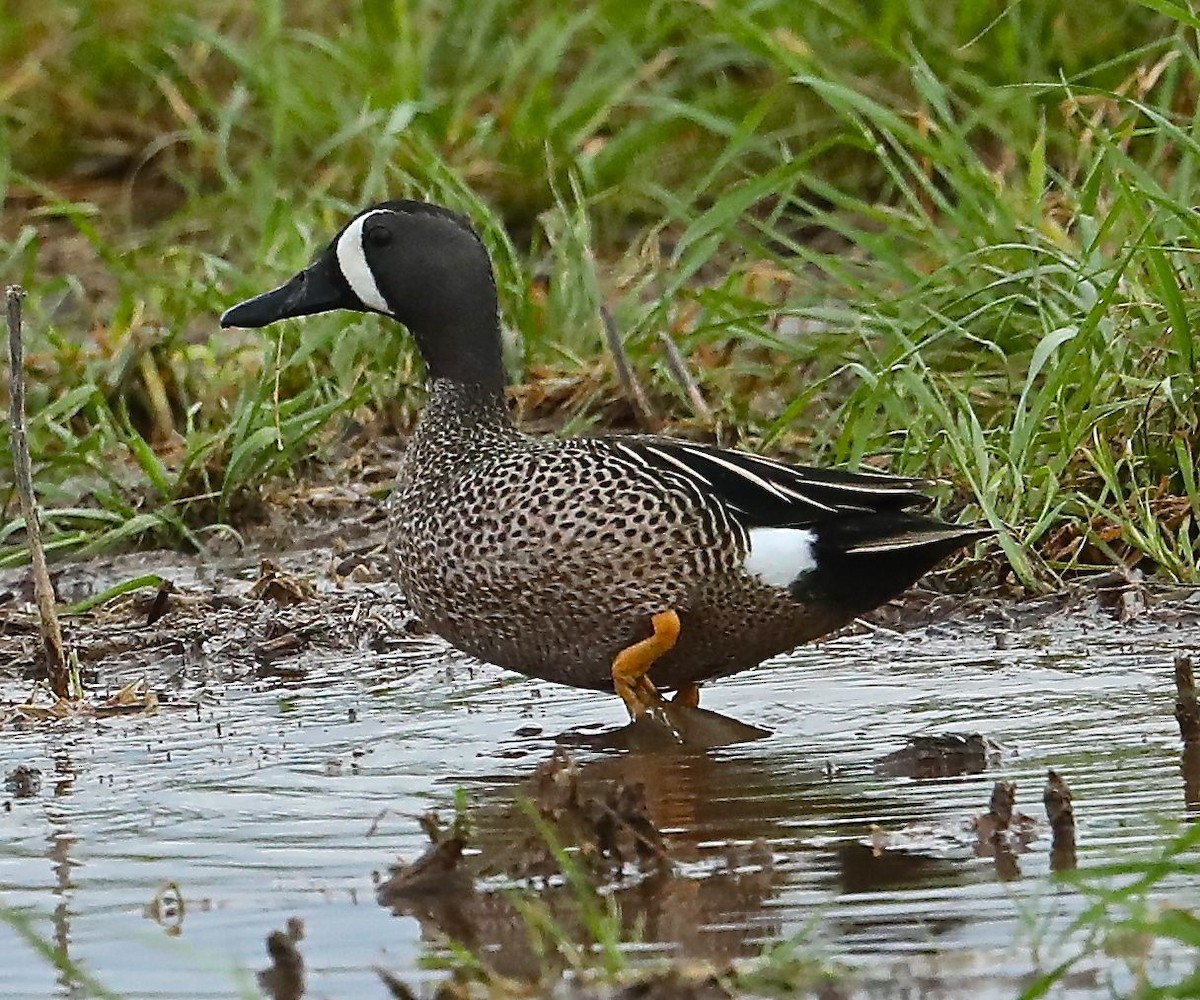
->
1022;821;1200;999
0;904;122;1000
1;0;1197;587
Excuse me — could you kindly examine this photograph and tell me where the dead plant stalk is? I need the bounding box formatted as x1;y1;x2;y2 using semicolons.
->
600;306;657;431
6;285;69;697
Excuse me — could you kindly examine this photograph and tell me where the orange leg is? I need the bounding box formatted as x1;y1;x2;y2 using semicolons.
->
671;683;701;708
611;610;681;717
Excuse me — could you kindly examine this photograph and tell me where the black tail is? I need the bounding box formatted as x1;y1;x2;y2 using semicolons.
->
789;514;992;616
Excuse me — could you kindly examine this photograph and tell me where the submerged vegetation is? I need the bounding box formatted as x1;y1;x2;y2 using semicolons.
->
1;0;1198;581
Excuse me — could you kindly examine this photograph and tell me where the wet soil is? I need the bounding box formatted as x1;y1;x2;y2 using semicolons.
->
2;542;1200;999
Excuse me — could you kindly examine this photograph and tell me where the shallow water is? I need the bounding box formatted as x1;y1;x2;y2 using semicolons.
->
2;572;1199;998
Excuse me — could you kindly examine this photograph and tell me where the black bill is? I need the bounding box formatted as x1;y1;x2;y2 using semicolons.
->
220;255;348;328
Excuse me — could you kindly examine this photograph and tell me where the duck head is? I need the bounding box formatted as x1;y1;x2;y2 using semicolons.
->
221;200;505;392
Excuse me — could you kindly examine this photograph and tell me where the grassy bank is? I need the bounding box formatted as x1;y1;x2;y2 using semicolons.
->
1;0;1197;587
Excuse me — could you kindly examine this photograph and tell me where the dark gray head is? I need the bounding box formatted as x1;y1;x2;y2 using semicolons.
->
221;200;505;392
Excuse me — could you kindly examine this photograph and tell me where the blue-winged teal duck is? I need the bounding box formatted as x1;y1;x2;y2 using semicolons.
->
222;200;990;717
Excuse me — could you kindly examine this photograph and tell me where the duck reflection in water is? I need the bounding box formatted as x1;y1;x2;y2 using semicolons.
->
378;705;831;978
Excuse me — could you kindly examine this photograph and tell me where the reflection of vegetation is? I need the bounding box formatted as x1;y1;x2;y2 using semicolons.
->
3;1;1197;586
418;868;840;998
1023;822;1200;1000
7;820;1200;997
389;794;839;996
0;904;120;999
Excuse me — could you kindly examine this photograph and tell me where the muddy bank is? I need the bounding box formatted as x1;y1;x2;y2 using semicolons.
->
2;515;1195;696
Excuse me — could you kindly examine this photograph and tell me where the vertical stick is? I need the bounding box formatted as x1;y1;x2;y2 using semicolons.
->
1175;654;1200;808
1175;654;1199;743
6;286;69;698
1044;768;1077;872
658;329;713;423
600;306;657;431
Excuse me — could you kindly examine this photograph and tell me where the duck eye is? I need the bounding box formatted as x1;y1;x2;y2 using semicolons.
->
366;225;392;248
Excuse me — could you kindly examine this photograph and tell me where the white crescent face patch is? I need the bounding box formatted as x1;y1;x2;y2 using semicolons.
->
335;211;392;314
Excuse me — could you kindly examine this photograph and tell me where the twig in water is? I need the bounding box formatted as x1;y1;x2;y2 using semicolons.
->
1044;769;1077;872
600;306;656;431
1174;654;1199;743
1174;654;1200;808
257;918;305;1000
658;329;713;423
986;780;1017;831
6;286;69;698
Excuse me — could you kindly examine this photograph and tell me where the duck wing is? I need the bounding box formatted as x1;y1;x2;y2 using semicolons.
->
607;437;933;527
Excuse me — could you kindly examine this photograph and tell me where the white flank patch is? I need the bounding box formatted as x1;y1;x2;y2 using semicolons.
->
335;211;391;314
744;527;818;588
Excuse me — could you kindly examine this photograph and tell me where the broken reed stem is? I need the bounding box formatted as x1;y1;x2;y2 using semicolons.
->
1175;654;1199;743
600;306;656;431
257;918;306;1000
986;780;1016;830
1174;655;1200;808
1044;769;1077;872
6;286;69;698
658;330;713;423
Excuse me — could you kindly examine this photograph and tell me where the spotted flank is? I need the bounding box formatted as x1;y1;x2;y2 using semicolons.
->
220;197;993;704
